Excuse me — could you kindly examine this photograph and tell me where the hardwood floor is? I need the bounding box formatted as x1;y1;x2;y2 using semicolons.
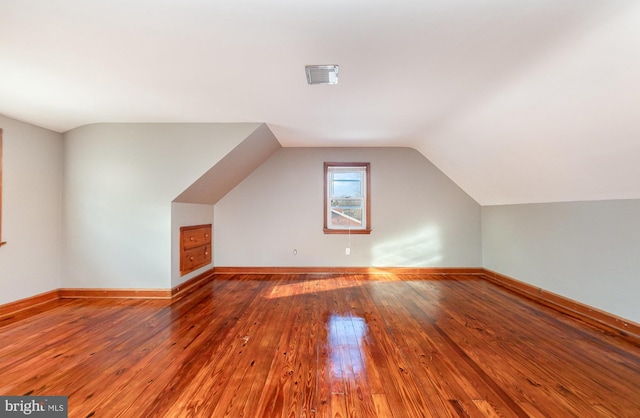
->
1;273;639;417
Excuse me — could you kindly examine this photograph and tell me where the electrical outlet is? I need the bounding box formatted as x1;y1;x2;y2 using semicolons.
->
345;247;351;255
293;249;297;255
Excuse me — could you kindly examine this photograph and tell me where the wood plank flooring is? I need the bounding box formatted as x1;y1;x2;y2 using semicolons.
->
1;273;639;417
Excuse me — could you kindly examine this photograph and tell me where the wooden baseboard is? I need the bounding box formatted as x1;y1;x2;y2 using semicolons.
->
481;269;640;340
59;288;172;299
213;266;485;275
172;268;215;299
54;269;216;300
0;289;60;323
0;269;216;322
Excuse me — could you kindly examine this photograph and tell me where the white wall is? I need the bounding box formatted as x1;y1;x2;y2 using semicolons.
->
3;113;636;329
482;200;640;323
171;202;214;287
214;147;482;267
62;123;261;289
0;115;63;305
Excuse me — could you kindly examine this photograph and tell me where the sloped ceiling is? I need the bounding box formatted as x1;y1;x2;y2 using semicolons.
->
173;123;281;204
1;0;639;205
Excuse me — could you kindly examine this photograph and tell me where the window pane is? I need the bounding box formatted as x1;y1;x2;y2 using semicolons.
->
324;162;370;234
329;170;364;228
329;213;362;227
329;203;363;228
331;172;362;198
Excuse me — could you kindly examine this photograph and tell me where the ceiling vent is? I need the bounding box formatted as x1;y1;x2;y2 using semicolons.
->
305;65;339;85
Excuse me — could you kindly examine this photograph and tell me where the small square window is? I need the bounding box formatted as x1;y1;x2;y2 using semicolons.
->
324;162;371;234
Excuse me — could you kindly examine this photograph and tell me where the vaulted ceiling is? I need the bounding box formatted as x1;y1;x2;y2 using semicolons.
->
1;0;639;205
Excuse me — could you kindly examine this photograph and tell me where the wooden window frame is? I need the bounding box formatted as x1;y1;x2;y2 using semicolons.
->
324;162;371;234
0;129;4;247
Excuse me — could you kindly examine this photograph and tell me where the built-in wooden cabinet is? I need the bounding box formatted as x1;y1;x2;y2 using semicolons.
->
180;224;212;275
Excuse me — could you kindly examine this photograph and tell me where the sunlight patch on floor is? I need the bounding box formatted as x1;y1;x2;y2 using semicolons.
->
264;277;362;299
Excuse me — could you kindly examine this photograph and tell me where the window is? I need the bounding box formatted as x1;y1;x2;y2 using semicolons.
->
0;128;4;246
324;162;371;234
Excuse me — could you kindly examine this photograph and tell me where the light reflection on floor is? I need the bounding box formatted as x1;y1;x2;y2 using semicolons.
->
327;314;368;383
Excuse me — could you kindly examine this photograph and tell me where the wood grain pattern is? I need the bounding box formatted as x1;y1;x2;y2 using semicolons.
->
0;273;639;417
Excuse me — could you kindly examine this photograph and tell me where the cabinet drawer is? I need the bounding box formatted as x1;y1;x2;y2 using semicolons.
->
181;245;211;273
180;224;212;275
182;225;212;250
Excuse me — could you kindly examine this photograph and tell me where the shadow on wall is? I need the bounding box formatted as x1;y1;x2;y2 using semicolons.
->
371;226;442;267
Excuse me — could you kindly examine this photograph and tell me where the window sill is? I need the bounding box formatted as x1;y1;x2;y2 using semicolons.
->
323;229;371;235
